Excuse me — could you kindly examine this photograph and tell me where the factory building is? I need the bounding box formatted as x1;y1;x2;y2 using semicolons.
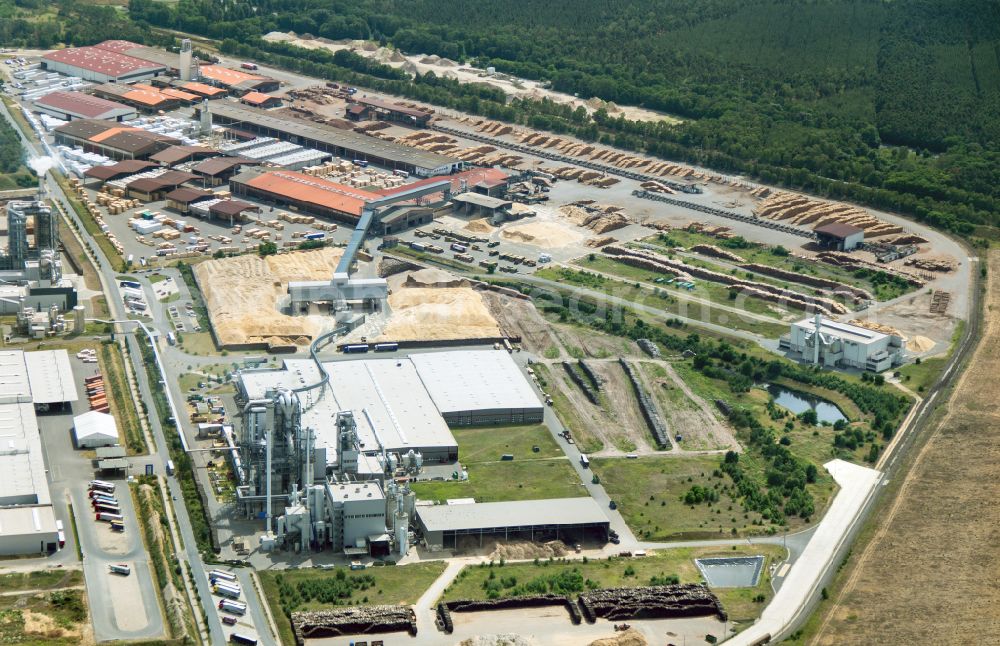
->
229;168;378;223
41;46;165;83
0;350;78;555
198;65;279;94
83;160;160;184
149;145;217;167
190;156;257;187
814;222;864;251
410;351;544;425
416;498;610;550
90;83;180;113
32;91;137;123
53;119;180;160
240;91;282;109
204;102;463;177
346;97;433;127
784;315;904;372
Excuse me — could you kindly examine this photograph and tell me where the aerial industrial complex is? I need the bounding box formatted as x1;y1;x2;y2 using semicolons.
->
0;27;976;646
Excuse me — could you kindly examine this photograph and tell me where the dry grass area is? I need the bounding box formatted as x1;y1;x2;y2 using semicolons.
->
481;290;561;355
376;269;501;341
193;248;342;347
812;250;1000;644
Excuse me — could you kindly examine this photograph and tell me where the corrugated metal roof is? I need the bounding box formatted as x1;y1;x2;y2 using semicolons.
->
149;145;216;165
164;187;213;203
417;498;607;533
192;156;255;176
814;222;864;238
24;350;78;404
178;82;226;97
239;169;378;217
209;199;260;216
209;102;460;170
410;350;541;415
84;160;160;180
199;65;265;86
73;410;118;442
33;91;132;119
43;46;162;77
240;91;276;106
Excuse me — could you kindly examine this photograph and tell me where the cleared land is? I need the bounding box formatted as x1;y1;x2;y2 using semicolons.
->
193;247;343;347
637;361;739;451
442;545;785;624
0;570;89;645
809;250;1000;645
259;561;447;646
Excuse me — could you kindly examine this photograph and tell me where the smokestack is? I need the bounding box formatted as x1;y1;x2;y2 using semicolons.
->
179;39;193;81
199;99;211;136
813;312;822;365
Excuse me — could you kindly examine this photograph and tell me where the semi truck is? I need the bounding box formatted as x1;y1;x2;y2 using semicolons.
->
56;520;65;548
109;564;131;575
96;512;123;522
89;480;115;493
218;599;247;615
373;342;399;352
110;520;125;532
213;582;242;599
209;569;238;583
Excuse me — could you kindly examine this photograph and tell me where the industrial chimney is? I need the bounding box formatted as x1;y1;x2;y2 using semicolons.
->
179;39;193;81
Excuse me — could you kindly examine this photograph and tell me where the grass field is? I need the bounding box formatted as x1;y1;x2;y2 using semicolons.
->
442;545;785;624
547;259;789;338
802;250;998;645
645;231;915;302
526;364;604;453
260;561;447;646
450;424;564;462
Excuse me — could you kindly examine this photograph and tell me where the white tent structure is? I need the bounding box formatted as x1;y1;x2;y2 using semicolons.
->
73;410;119;448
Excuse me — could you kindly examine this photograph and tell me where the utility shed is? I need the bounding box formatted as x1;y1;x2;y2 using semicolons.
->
814;222;864;251
410;350;544;426
73;410;119;448
416;498;609;549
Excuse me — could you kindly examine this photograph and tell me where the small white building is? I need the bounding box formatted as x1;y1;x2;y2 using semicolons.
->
785;315;904;372
73;410;119;448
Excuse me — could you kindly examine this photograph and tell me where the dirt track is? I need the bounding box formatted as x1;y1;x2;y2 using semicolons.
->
813;250;1000;644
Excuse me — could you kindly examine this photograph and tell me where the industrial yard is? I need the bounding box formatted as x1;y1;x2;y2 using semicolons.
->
0;20;981;646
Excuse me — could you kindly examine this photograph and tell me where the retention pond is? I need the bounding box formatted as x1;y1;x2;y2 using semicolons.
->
765;384;847;424
695;556;766;588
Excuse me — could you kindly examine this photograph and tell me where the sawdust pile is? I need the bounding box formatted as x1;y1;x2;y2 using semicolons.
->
464;217;494;234
501;221;585;248
489;540;568;561
848;319;902;336
589;629;648;646
906;335;936;353
195;247;343;347
378;285;501;341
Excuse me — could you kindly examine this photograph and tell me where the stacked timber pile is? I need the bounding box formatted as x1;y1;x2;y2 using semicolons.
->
560;203;631;234
604;246;849;315
904;256;957;272
754;192;902;238
740;263;873;301
577;584;726;623
815;251;925;287
292;606;417;643
690;244;744;263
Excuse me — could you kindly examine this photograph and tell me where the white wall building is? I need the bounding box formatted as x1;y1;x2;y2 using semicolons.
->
73;410;119;448
786;316;904;372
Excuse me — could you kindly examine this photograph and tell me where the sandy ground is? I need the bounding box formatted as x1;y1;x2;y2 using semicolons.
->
107;564;146;631
366;269;502;341
480;291;561;355
263;33;679;125
812;250;1000;645
194;247;343;347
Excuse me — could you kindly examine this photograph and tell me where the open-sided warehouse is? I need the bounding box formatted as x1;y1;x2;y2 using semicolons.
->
53;119;180;160
229;168;378;223
416;498;610;548
409;350;544;426
204;102;462;176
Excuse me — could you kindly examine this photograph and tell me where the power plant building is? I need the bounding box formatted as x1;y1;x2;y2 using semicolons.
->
785;315;904;372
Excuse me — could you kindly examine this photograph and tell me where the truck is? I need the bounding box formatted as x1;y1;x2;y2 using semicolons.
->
230;634;257;645
409;241;426;252
240;62;258;71
209;569;238;583
56;520;65;548
94;503;121;514
352;159;368;167
166;459;175;476
450;242;468;253
109;563;131;575
96;512;123;522
213;582;242;599
373;342;399;352
580;455;590;468
110;520;125;532
218;599;247;615
342;344;369;354
167;332;176;346
89;480;115;493
303;232;325;240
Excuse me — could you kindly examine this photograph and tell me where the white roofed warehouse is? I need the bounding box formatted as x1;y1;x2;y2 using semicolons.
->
73;410;119;448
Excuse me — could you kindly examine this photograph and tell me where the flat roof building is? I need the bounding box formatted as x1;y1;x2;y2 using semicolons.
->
240;91;282;109
149;145;218;167
54;120;180;160
198;65;279;94
42;46;165;83
204;102;462;177
73;410;119;448
785;315;904;372
416;498;609;549
33;91;137;123
410;351;544;426
0;350;75;554
90;83;180;112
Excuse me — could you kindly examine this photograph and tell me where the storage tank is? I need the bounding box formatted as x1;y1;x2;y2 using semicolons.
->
73;305;85;333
